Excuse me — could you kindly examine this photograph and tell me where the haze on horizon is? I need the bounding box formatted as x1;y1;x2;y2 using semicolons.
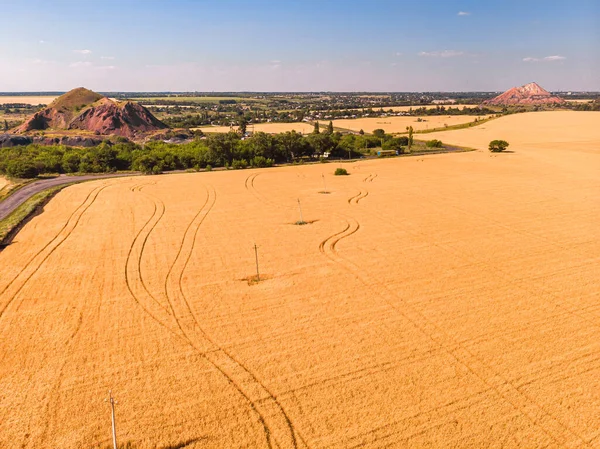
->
1;0;598;92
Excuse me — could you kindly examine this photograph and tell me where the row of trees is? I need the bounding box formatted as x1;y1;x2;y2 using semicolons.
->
0;129;413;178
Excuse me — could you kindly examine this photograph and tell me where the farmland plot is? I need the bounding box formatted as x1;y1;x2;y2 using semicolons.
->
0;126;599;448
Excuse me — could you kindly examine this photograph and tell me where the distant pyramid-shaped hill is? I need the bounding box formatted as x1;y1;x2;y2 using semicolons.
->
483;82;565;106
15;87;167;138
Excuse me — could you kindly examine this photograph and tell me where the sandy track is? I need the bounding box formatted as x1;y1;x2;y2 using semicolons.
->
0;125;599;448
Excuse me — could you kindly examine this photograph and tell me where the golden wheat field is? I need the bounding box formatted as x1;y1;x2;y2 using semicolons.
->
1;113;600;448
198;115;488;135
319;115;490;134
383;104;480;112
0;96;57;105
425;110;600;153
197;122;316;134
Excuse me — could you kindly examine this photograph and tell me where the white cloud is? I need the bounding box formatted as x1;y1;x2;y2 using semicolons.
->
395;52;403;56
69;61;93;68
523;55;566;63
73;49;92;55
96;65;116;70
101;56;115;60
544;55;566;61
457;11;470;16
39;40;46;44
419;50;464;58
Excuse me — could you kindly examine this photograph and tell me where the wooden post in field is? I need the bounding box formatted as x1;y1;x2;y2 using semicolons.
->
322;174;327;193
253;243;260;282
297;198;304;224
105;390;118;449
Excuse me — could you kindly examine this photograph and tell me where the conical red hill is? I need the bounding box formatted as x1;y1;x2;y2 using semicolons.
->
483;82;565;106
15;87;167;138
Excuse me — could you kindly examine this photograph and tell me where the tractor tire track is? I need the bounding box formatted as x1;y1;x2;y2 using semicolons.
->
0;184;109;322
164;184;308;449
245;173;295;210
124;188;184;339
347;190;369;205
317;220;592;448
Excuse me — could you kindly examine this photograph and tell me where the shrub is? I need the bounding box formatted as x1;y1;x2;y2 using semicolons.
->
426;139;443;148
489;140;509;152
232;159;248;170
334;168;349;176
205;164;212;172
250;156;273;168
6;160;38;178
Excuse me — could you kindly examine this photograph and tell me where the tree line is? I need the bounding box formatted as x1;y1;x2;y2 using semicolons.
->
0;127;411;178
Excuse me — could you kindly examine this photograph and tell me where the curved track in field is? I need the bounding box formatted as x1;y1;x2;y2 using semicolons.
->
0;183;110;322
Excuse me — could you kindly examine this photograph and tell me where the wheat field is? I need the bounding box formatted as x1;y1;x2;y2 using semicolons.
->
0;96;57;105
197;122;316;134
1;114;599;448
197;115;487;135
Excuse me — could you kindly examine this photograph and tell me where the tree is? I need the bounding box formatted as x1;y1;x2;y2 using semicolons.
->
406;126;414;151
313;121;320;134
489;140;509;152
359;129;364;135
326;120;334;135
372;128;385;139
3;119;8;132
238;117;248;135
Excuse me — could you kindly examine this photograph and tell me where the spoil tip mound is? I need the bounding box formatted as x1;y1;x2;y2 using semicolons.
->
483;82;565;106
14;87;167;138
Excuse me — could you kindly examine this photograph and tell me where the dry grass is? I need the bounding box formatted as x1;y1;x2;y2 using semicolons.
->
0;96;57;105
0;176;9;192
1;120;599;448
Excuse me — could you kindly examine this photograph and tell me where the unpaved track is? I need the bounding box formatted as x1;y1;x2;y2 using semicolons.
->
0;173;137;222
0;112;599;448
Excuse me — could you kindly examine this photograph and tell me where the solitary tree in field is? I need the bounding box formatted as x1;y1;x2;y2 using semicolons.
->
406;126;414;151
3;119;7;132
359;129;364;135
489;140;509;152
313;122;320;134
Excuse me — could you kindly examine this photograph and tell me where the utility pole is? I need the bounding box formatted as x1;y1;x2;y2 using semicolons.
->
297;198;305;224
105;390;118;449
253;243;260;282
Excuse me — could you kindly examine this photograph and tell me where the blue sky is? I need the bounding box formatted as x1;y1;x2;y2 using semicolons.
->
1;0;598;91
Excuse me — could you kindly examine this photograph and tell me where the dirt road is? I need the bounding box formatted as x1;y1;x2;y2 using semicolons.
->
0;173;137;221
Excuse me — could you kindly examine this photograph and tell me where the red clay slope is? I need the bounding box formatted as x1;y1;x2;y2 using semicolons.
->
483;82;565;106
15;87;167;138
68;97;167;138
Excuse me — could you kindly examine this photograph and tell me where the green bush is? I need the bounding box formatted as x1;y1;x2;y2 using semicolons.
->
231;159;248;170
426;139;443;148
6;160;38;178
205;164;212;171
334;168;349;176
489;140;509;152
250;156;273;168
